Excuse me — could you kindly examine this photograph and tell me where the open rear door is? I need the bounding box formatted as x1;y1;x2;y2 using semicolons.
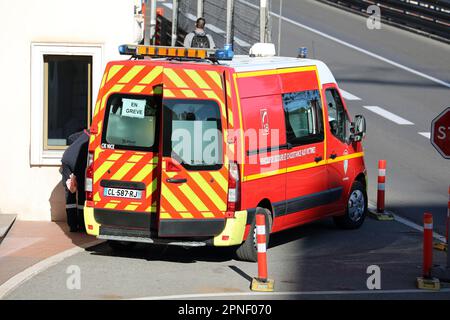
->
158;66;229;237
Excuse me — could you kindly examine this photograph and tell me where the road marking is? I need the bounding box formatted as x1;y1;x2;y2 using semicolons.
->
340;89;361;101
132;288;450;300
0;240;104;299
162;2;250;46
418;132;431;139
363;106;414;125
238;0;450;89
368;202;446;243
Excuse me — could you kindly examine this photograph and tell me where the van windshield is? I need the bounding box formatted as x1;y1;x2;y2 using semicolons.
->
102;94;160;151
162;99;223;170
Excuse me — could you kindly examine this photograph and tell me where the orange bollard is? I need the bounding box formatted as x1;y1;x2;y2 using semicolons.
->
377;160;386;213
251;212;274;292
417;213;440;290
256;213;268;280
423;213;433;278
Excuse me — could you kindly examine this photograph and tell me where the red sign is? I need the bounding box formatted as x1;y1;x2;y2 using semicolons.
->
431;107;450;159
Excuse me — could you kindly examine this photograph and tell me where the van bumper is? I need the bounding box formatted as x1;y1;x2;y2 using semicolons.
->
84;206;248;247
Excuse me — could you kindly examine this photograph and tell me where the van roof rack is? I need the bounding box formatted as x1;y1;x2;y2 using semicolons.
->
119;44;234;62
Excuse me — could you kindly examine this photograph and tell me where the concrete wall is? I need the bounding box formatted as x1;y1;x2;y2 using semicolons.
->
0;0;136;221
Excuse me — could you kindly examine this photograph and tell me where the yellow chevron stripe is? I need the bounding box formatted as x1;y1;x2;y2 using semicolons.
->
164;68;188;88
162;185;188;211
128;155;144;163
180;212;194;218
107;153;122;161
119;65;145;83
178;184;209;211
190;172;226;210
94;161;114;184
184;69;211;90
206;70;223;89
94;192;101;201
107;65;123;82
105;203;118;209
164;89;175;97
181;89;197;98
132;164;155;182
110;162;134;180
225;80;232;98
130;85;146;93
210;171;228;193
140;66;163;84
202;212;215;218
160;212;171;219
146;177;158;199
125;204;139;211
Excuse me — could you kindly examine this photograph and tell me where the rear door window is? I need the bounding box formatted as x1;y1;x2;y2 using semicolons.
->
102;94;160;151
163;99;223;170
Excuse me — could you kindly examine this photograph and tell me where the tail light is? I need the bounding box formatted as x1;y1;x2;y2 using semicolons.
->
226;162;240;216
85;151;94;202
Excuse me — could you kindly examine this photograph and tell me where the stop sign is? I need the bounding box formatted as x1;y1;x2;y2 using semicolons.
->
431;107;450;159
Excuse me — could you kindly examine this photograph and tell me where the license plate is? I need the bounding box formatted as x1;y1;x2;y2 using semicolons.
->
104;187;142;199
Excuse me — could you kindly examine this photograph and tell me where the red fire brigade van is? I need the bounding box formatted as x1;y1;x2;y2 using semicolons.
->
84;44;367;261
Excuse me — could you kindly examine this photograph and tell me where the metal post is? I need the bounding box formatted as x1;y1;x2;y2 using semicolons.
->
277;0;282;55
197;0;204;18
226;0;234;45
149;0;157;45
260;0;268;43
144;0;151;45
171;0;178;46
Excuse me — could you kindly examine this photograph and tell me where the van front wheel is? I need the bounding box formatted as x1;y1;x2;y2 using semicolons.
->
333;181;367;229
235;207;272;262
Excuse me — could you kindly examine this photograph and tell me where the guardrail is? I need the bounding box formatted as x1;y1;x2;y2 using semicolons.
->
319;0;450;42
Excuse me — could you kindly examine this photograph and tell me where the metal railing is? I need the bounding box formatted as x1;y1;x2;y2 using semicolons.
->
319;0;450;42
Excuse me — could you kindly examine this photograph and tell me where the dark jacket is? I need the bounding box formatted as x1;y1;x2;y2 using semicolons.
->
61;129;90;190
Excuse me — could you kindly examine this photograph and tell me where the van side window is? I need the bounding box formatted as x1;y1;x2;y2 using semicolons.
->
282;90;324;146
162;99;223;171
325;89;351;143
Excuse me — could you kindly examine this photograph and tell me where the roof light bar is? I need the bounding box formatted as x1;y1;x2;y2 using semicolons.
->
118;44;234;61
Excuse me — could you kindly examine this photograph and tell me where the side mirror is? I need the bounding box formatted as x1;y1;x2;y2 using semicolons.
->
350;114;366;142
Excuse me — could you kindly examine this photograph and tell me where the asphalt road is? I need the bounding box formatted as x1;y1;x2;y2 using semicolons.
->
5;217;450;300
4;0;450;300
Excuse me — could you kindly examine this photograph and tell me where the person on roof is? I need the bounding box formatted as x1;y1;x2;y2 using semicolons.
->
60;129;90;232
183;17;216;49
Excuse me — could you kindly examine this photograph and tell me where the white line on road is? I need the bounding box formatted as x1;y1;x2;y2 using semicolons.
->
238;0;450;89
418;132;431;139
340;89;361;101
132;288;450;300
0;240;104;299
363;106;414;125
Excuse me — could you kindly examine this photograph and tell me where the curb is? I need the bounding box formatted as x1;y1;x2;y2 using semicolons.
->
0;239;104;299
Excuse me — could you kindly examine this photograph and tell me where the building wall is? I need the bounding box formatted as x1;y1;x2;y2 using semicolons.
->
0;0;137;221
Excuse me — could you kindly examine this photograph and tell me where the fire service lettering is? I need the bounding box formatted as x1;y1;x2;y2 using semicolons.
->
260;147;316;165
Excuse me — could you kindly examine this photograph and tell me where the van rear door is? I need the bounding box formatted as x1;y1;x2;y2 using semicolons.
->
158;66;229;237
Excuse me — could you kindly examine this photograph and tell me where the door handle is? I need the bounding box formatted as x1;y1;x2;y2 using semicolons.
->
314;156;323;163
330;153;337;160
166;178;187;184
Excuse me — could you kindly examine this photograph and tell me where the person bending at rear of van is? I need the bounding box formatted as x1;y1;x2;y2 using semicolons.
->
183;17;216;49
60;129;90;233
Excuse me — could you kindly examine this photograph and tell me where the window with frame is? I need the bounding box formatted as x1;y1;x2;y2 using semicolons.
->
44;55;92;149
325;88;351;144
163;99;223;170
282;90;324;146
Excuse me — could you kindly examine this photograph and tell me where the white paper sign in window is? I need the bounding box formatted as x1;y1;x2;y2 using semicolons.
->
122;99;146;119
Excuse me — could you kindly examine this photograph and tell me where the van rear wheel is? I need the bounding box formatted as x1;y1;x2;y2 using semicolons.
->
235;207;272;262
333;181;367;229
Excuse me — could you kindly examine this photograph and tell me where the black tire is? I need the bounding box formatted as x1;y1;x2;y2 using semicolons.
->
333;180;367;229
235;207;272;262
107;240;137;251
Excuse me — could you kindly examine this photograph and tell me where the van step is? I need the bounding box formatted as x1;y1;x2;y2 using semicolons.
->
98;234;207;247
